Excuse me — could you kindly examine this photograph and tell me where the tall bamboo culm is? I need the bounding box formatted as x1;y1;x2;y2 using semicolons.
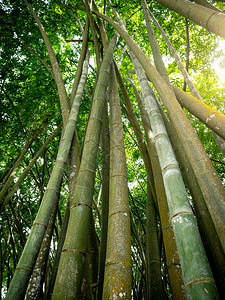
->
103;65;132;299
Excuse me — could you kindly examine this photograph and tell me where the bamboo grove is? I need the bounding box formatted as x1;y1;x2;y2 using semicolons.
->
1;0;225;299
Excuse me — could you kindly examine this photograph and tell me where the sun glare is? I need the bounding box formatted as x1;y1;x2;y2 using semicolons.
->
212;39;225;87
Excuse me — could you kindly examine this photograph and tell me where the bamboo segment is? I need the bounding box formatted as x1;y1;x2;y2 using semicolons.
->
173;86;225;141
156;0;225;40
130;51;219;299
103;65;132;299
52;35;118;299
6;56;88;300
25;201;58;300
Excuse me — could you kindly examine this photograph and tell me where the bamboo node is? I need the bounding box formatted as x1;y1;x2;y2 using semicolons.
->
154;132;168;141
15;266;32;273
105;260;131;268
88;116;103;124
170;211;193;221
162;163;178;174
205;11;220;32
79;168;96;175
185;277;215;289
61;248;86;256
109;210;129;219
33;222;48;229
71;202;92;210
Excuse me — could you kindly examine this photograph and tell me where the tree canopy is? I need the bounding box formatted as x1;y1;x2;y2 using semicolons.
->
0;0;225;299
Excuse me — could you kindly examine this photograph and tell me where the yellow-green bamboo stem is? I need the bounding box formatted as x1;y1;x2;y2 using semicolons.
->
141;0;170;85
96;102;110;299
103;65;132;299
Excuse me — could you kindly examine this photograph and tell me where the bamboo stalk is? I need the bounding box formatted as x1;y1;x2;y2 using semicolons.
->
103;65;132;299
96;102;110;299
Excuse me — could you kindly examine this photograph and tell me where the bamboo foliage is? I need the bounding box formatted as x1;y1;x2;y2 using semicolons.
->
0;124;61;212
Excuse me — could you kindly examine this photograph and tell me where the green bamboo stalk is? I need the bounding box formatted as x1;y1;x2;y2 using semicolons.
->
70;19;89;104
83;0;102;69
146;181;165;299
173;86;225;140
81;215;99;299
52;34;118;299
6;52;88;300
128;76;186;299
96;102;110;299
0;125;61;212
130;50;218;299
102;65;132;299
93;10;225;256
156;0;225;39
